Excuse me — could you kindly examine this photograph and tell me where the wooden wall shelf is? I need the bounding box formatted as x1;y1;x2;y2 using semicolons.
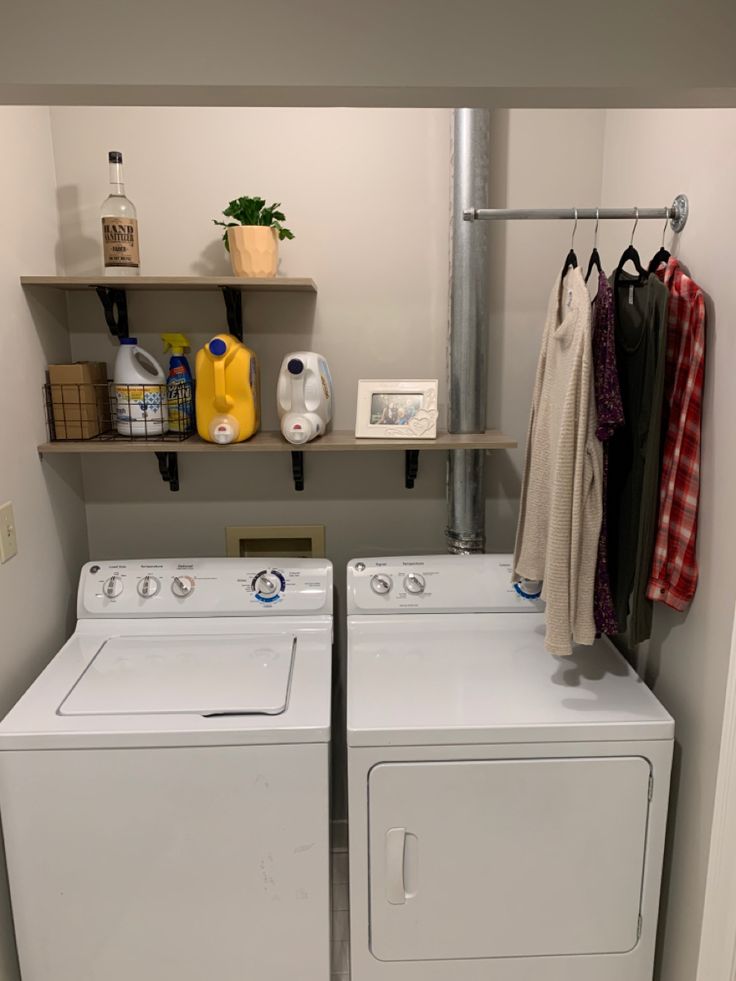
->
20;275;317;293
38;430;515;455
38;431;516;492
21;275;317;341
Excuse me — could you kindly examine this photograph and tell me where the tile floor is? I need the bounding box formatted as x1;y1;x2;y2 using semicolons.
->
331;820;351;981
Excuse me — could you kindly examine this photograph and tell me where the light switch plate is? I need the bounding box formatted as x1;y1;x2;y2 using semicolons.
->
0;502;18;563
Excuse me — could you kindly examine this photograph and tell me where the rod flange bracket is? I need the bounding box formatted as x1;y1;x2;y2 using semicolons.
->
670;194;689;234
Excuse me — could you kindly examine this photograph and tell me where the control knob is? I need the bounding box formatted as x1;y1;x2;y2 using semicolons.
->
137;575;160;598
256;573;280;596
103;574;123;599
370;574;392;595
172;575;195;598
404;573;426;594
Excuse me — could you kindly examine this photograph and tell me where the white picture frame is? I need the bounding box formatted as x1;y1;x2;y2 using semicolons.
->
355;379;439;439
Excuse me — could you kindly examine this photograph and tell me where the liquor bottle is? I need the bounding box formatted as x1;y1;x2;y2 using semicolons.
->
100;151;140;276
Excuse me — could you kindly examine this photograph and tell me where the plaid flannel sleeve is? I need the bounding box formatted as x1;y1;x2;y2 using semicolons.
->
647;273;705;611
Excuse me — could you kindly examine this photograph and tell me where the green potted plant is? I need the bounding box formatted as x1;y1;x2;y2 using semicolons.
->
213;196;295;278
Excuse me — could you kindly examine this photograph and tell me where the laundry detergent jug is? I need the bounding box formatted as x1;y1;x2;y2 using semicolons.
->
277;352;333;445
195;334;260;444
114;337;168;436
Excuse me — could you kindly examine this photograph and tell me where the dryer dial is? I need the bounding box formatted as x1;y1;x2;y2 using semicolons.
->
137;575;160;598
370;574;393;595
404;573;426;594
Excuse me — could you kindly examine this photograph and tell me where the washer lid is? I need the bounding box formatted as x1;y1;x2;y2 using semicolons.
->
59;634;295;717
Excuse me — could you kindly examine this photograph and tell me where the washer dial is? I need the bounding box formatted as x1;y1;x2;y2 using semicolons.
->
251;569;287;604
256;573;280;596
172;575;195;597
103;574;123;599
137;575;161;598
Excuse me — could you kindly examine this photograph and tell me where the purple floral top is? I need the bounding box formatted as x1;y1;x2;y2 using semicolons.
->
592;274;624;634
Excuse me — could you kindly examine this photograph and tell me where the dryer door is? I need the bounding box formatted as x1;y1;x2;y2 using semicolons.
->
368;757;650;962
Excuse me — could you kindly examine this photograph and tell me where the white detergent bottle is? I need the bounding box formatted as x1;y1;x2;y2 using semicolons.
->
114;337;169;436
277;352;334;445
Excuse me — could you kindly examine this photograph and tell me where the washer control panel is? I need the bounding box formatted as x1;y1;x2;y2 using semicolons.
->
79;558;332;618
347;555;545;614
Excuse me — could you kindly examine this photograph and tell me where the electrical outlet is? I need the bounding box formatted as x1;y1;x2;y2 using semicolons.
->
0;502;18;564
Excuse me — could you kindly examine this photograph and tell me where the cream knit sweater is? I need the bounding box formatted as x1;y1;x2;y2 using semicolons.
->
513;267;603;656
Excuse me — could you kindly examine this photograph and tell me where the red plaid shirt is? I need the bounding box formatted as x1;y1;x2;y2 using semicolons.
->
647;257;706;610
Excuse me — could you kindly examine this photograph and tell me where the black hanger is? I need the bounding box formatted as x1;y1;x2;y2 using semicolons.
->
648;209;671;273
615;208;648;283
585;208;603;283
561;208;578;278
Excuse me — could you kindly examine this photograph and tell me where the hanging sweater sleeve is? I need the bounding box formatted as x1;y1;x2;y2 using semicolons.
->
573;361;604;646
512;320;550;585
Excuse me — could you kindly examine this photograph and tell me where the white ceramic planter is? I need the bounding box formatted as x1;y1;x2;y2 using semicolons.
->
227;225;279;278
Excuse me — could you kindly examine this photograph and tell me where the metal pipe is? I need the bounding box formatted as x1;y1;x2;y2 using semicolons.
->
464;194;689;233
446;108;490;555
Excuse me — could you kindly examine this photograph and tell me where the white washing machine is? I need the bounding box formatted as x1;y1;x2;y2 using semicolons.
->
0;557;333;981
347;554;673;981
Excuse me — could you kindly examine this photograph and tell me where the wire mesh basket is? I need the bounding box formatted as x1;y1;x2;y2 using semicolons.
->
44;381;195;442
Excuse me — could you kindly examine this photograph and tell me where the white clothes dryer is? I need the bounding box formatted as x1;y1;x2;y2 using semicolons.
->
347;554;673;981
0;557;333;981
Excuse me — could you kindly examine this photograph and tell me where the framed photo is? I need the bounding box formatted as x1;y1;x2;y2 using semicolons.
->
355;379;439;439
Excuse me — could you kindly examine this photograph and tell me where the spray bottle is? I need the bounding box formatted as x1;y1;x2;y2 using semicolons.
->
161;333;194;435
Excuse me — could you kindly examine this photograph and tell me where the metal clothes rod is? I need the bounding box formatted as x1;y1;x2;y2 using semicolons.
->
464;194;689;233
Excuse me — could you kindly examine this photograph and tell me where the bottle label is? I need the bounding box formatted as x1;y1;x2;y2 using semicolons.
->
102;217;140;268
116;384;166;424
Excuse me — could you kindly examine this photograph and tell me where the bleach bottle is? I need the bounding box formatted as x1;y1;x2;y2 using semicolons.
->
114;337;168;436
161;333;194;434
195;334;260;444
277;352;334;445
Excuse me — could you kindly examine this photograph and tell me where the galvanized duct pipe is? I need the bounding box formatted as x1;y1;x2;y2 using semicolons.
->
446;108;491;554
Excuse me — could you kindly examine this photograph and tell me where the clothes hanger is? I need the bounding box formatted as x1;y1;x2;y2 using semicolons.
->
561;208;579;278
648;207;671;273
585;207;603;283
615;207;648;283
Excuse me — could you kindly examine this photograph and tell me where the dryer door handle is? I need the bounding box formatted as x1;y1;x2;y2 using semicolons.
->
385;827;407;904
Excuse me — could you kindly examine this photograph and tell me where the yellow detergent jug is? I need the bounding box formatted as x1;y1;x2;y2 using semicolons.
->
195;334;260;443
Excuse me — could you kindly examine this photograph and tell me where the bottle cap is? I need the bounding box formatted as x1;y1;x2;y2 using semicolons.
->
108;151;123;163
209;338;227;356
287;357;304;376
120;337;138;345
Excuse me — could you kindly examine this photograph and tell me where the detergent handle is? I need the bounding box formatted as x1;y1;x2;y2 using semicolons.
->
213;349;234;413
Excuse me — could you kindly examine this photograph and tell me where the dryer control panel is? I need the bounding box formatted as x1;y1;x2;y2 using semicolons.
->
347;554;544;614
78;558;332;618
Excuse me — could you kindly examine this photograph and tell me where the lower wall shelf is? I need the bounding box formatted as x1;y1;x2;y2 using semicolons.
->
37;430;516;454
37;430;516;492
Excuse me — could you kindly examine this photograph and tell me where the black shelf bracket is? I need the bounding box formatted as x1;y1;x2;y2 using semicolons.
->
291;451;305;491
155;452;179;492
405;449;420;489
95;287;129;339
221;287;243;341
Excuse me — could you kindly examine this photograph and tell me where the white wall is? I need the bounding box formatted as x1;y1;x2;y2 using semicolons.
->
597;108;736;981
0;107;88;981
16;104;731;981
47;107;607;816
2;1;735;107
